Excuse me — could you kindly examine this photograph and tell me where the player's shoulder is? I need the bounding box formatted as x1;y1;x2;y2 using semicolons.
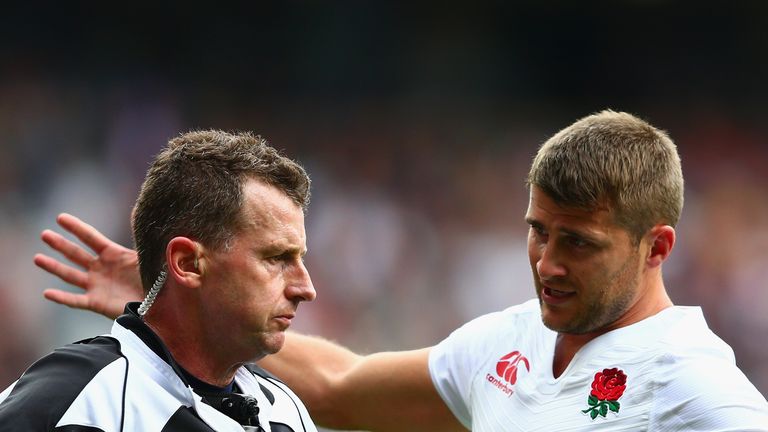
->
654;306;735;362
437;299;544;357
461;298;541;332
646;307;768;421
649;349;768;428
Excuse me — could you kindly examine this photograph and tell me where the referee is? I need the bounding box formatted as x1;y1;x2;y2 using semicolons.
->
0;131;318;431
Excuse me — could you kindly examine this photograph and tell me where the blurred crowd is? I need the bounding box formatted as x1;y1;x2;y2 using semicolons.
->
1;78;766;402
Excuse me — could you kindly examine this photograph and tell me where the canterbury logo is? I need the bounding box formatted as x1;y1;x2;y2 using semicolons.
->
486;350;530;397
496;351;530;384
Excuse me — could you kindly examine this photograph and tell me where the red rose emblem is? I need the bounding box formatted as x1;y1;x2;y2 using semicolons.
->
590;368;627;401
582;367;627;420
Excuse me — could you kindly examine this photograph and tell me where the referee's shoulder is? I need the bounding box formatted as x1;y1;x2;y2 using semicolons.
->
3;335;125;397
31;335;125;381
0;336;125;429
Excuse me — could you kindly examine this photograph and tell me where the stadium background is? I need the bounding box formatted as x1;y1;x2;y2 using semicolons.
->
1;2;767;426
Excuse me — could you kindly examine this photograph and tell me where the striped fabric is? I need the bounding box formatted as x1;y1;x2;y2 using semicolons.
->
0;304;316;432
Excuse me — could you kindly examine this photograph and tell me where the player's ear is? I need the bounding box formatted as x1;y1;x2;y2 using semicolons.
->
645;224;675;268
166;237;203;288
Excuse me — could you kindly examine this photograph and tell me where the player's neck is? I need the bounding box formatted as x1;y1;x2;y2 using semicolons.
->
552;334;586;378
552;283;673;378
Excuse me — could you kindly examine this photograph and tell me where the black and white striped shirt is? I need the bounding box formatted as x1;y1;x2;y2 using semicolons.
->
0;303;317;432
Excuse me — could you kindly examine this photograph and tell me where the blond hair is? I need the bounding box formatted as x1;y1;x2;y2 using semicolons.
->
527;110;683;241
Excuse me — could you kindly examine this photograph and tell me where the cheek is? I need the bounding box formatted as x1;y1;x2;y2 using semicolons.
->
590;256;638;297
527;239;540;266
564;259;605;295
239;276;284;312
614;256;642;293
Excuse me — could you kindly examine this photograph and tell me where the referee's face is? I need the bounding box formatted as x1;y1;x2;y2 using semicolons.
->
199;179;316;362
526;187;646;336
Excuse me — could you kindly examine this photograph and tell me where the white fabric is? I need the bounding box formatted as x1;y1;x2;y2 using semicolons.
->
57;358;128;431
0;317;317;431
429;299;768;431
110;322;251;431
113;320;318;431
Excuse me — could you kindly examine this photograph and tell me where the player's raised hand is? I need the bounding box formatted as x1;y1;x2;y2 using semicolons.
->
34;213;143;319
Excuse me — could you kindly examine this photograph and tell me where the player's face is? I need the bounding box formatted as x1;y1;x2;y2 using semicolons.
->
201;179;315;361
526;186;644;335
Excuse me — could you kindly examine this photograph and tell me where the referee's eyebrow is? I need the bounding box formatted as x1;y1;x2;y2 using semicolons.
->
262;243;307;256
525;216;540;226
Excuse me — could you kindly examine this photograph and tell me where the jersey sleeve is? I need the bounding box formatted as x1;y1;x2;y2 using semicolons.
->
649;353;768;431
428;310;508;430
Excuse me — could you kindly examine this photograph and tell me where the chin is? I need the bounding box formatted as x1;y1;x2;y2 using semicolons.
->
538;301;559;319
540;307;583;334
540;306;562;330
263;332;286;355
541;314;567;333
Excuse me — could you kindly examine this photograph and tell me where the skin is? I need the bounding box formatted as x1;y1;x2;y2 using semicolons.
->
526;186;674;377
527;187;643;335
35;180;316;388
32;211;468;431
35;214;141;318
200;180;315;359
148;179;316;386
259;340;464;431
33;186;675;429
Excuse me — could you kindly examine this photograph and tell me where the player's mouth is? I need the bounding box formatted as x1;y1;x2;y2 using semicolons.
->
541;286;576;305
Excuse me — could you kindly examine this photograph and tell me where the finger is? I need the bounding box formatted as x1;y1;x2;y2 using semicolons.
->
40;229;95;269
34;253;89;289
57;213;116;255
43;289;91;310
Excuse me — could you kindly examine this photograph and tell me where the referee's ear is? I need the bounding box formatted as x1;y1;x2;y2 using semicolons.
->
645;224;675;268
166;236;204;289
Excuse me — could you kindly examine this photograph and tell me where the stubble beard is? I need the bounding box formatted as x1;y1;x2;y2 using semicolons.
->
537;250;641;335
259;328;286;356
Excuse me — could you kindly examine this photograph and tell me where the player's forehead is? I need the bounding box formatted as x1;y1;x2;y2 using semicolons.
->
525;186;616;234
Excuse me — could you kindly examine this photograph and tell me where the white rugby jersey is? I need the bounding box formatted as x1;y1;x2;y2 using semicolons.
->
429;299;768;431
0;303;317;432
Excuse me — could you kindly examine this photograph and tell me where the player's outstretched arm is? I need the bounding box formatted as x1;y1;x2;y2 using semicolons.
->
260;333;467;432
33;213;143;319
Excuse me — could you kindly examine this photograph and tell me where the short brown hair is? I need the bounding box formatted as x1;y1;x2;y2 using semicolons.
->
132;130;311;291
526;110;684;242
